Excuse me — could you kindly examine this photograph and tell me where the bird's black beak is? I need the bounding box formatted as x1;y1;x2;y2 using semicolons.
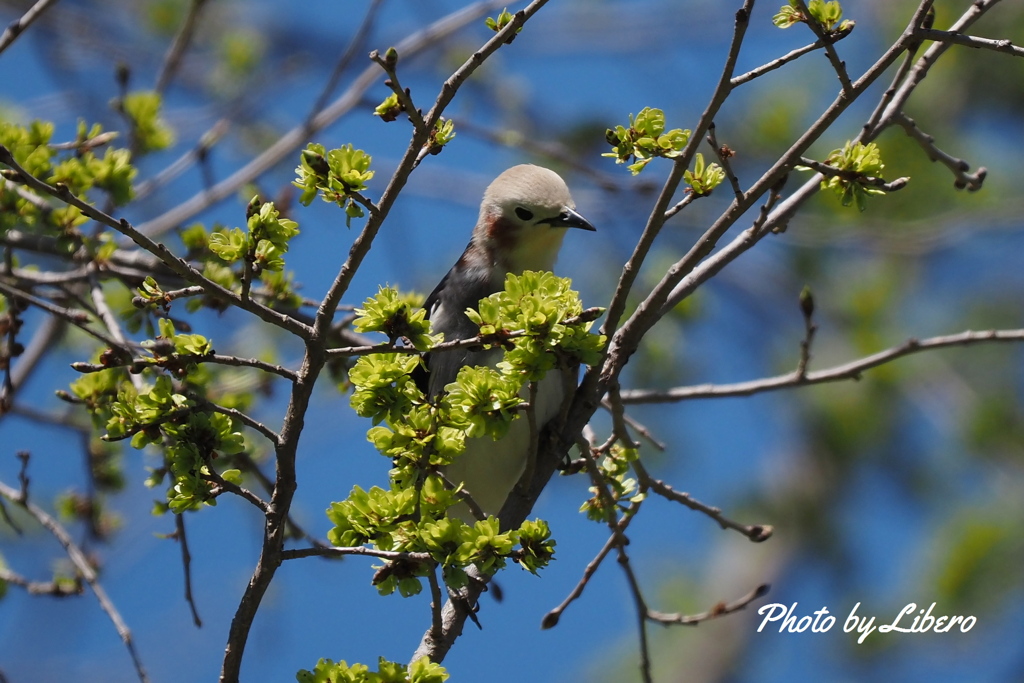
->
550;207;596;231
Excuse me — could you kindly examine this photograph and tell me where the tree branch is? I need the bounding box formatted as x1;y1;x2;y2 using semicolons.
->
619;328;1024;403
154;0;210;94
0;0;59;55
915;27;1024;58
0;146;313;339
792;0;853;94
221;4;537;679
647;583;771;626
633;460;773;542
892;112;986;190
0;478;150;683
136;0;511;239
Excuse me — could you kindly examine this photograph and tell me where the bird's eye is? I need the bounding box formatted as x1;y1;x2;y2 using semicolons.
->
515;207;534;221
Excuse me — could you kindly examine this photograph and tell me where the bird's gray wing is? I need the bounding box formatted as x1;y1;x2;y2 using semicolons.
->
417;251;499;398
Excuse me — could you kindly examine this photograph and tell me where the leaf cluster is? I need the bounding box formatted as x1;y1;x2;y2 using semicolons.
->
817;140;888;211
293;143;374;226
103;372;244;513
773;0;854;34
580;445;643;522
1;120;135;236
296;656;448;683
117;91;176;154
209;198;300;275
683;152;727;196
603;107;691;175
353;286;438;351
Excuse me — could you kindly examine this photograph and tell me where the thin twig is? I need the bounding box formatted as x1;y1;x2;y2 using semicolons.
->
647;583;771;625
174;513;203;627
154;0;210;94
197;398;280;446
619;328;1024;404
792;0;853;94
280;545;431;562
915;27;1024;58
892;112;986;190
0;566;83;596
0;479;150;683
0;0;60;55
706;123;743;201
599;399;666;452
616;540;653;683
633;460;773;543
730;36;831;87
136;0;510;239
204;354;298;381
542;502;639;629
204;468;270;513
0;278;124;350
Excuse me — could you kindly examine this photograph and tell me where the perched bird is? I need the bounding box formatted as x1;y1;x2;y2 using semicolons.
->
421;164;595;520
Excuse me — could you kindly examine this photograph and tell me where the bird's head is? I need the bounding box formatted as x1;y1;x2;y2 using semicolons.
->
473;164;595;275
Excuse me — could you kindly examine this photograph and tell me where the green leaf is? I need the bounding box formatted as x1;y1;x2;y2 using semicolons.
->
603;107;690;175
208;227;248;262
120;91;175;153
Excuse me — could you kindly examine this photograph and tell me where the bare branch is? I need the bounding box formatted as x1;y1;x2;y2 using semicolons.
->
0;566;83;596
280;545;431;562
0;0;59;55
616;537;653;683
620;328;1024;403
136;0;511;239
647;583;771;626
893;112;986;191
633;460;773;543
731;36;832;87
204;354;298;382
0;478;150;683
915;27;1024;58
154;0;210;94
792;0;853;93
174;513;203;627
542;502;640;630
0;278;124;350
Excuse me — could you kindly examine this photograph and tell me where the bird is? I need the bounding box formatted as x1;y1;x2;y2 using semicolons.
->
420;164;595;522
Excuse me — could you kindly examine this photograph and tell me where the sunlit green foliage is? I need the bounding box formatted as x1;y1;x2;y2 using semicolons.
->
603;107;691;175
293;143;374;226
296;656;448;683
